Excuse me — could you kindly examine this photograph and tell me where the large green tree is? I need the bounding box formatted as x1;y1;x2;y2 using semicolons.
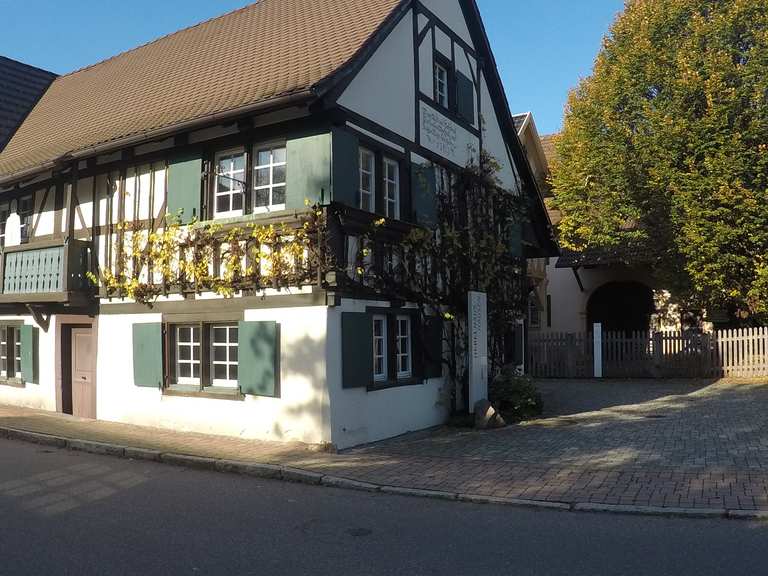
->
552;0;768;320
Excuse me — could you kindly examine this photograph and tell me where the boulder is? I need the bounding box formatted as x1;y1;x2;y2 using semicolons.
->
474;400;506;430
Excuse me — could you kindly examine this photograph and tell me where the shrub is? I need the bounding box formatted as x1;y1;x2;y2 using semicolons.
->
489;367;543;421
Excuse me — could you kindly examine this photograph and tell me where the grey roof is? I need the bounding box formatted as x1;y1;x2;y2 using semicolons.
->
0;56;56;152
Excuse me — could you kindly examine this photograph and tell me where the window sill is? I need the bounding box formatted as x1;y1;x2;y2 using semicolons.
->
367;377;424;392
163;386;244;401
0;378;25;388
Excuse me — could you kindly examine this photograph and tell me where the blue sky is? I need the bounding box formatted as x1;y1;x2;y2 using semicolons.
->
0;0;623;135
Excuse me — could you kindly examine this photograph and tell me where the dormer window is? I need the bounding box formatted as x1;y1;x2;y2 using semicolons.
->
434;62;449;109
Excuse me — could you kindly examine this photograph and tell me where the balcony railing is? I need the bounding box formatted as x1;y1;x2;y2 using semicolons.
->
0;239;93;304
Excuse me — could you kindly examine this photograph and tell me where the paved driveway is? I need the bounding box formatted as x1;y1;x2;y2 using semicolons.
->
347;379;768;510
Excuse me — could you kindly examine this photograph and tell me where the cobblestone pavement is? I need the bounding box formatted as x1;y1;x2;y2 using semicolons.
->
3;378;768;511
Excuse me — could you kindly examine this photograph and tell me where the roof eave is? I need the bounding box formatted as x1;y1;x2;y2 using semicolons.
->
0;89;316;186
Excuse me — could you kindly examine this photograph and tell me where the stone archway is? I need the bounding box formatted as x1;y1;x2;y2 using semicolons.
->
587;281;654;333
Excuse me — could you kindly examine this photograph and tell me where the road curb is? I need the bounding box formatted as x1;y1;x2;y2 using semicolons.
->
1;424;765;521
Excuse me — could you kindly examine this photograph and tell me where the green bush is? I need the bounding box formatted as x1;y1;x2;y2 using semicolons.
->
489;367;543;421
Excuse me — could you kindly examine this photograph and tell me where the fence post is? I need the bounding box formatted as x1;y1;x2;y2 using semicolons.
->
593;323;603;378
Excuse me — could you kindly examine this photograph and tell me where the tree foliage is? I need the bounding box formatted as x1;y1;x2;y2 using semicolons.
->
551;0;768;320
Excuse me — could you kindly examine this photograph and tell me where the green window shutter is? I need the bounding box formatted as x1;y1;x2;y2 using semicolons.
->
20;325;38;383
167;154;202;224
132;323;163;388
286;133;331;209
331;128;360;207
342;312;372;388
455;71;475;125
238;321;279;397
423;317;444;379
411;163;438;227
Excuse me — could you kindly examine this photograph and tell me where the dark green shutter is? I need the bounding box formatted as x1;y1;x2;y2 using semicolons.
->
167;154;202;224
411;163;438;227
20;325;38;383
238;321;278;397
132;323;163;388
342;312;372;388
286;134;331;209
423;317;444;379
455;71;475;125
331;128;360;207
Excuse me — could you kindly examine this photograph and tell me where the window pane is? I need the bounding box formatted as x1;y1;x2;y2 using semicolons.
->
256;168;270;187
178;327;190;341
231;346;238;362
192;346;200;360
273;147;286;164
214;364;227;380
232;193;243;211
273;165;286;184
179;346;191;361
213;346;227;362
216;195;230;214
272;185;286;205
258;150;270;166
213;327;227;343
230;365;238;381
193;364;200;378
362;172;371;191
179;364;191;378
233;154;245;172
192;327;200;342
255;189;269;207
229;327;238;344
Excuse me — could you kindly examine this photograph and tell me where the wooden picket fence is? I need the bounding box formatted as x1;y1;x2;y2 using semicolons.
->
529;327;768;379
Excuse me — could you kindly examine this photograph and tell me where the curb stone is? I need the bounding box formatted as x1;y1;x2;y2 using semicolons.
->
573;502;727;518
160;453;217;470
281;466;324;485
68;440;126;457
320;476;381;492
0;423;764;521
380;486;458;501
215;459;283;479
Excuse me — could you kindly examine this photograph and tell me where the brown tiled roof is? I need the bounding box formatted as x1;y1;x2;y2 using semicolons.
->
540;133;558;166
0;0;402;179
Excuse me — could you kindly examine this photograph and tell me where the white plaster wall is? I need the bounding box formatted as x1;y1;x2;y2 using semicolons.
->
33;185;55;238
420;0;474;46
0;315;57;411
435;26;452;58
418;28;434;98
75;177;94;232
96;306;332;445
480;71;518;192
326;299;450;450
338;11;415;141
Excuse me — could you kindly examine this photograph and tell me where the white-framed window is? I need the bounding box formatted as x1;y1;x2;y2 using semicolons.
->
435;165;452;198
210;324;238;388
175;325;201;385
383;157;400;219
214;149;245;218
19;194;33;244
253;145;287;212
359;148;375;212
434;62;448;108
0;328;9;378
396;315;412;379
373;315;388;382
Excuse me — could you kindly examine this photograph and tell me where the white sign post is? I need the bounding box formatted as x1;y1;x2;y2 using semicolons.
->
468;291;488;413
593;322;603;378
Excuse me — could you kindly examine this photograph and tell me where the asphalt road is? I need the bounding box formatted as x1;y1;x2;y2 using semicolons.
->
1;438;767;576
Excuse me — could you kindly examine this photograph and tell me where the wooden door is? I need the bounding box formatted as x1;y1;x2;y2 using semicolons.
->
71;328;96;419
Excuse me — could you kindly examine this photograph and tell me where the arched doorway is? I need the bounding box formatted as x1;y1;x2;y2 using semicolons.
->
587;282;654;333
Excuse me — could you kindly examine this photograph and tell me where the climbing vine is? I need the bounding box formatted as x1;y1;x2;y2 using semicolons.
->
91;152;527;409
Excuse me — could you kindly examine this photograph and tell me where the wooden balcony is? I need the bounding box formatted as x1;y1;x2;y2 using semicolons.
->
0;239;93;305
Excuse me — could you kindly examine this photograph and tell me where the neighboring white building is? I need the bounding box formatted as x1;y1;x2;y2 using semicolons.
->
0;0;552;450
